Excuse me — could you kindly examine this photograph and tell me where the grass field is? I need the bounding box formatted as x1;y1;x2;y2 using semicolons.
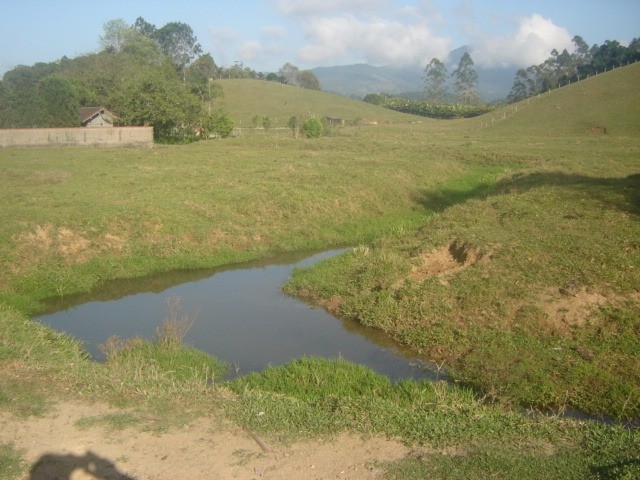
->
1;63;639;479
216;78;421;127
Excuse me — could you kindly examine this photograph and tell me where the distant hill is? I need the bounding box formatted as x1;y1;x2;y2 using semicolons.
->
312;46;516;102
216;79;422;127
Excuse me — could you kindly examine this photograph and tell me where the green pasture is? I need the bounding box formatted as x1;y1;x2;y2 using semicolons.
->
0;62;639;479
216;78;422;127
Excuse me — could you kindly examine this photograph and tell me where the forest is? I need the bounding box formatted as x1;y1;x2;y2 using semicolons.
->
0;18;319;142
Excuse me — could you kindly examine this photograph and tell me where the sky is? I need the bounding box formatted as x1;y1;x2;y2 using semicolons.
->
1;0;639;77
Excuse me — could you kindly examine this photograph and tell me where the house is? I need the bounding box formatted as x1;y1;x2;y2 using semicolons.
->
324;117;344;126
79;107;118;127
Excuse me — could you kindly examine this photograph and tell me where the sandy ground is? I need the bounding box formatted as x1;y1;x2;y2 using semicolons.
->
1;400;409;480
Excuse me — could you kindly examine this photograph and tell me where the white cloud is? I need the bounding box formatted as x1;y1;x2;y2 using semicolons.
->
275;0;384;16
237;41;263;62
261;25;286;39
297;15;451;66
208;26;241;45
471;14;573;68
399;1;444;26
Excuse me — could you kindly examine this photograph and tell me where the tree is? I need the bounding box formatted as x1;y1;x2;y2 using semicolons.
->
100;19;132;52
121;32;166;66
155;21;202;71
0;80;18;128
185;54;220;100
202;109;234;138
278;63;299;85
296;70;321;90
507;68;532;103
287;115;301;138
132;17;202;72
423;58;448;103
113;69;201;141
134;16;157;38
451;52;479;105
224;61;256;79
625;37;640;64
100;18;165;65
301;117;324;138
572;35;589;58
36;75;80;127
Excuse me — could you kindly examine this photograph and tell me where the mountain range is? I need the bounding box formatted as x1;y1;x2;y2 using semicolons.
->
311;47;517;102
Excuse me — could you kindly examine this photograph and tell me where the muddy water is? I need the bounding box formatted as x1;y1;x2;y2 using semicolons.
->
36;250;440;381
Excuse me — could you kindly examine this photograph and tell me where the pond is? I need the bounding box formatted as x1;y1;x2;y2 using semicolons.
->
35;249;441;381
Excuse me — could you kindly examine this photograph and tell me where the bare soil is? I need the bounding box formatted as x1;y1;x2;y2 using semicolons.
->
1;401;409;480
410;240;490;282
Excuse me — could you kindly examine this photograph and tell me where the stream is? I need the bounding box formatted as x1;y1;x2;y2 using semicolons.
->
35;249;440;381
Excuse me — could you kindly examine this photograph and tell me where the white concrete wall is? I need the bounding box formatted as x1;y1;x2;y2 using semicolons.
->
0;127;154;148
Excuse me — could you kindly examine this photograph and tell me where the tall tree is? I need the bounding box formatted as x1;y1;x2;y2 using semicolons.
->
155;22;202;71
133;17;157;38
100;19;133;52
113;68;201;140
185;53;220;99
626;37;640;63
423;58;447;103
451;52;479;105
507;68;531;103
278;63;299;85
296;70;321;90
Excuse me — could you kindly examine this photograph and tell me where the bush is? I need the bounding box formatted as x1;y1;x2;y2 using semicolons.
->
301;117;324;138
202;109;235;138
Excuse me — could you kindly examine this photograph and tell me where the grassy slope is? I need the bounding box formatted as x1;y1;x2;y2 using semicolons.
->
1;64;639;479
286;63;640;419
475;62;640;138
216;78;421;126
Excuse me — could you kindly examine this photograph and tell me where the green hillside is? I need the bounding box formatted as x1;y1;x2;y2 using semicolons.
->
215;78;421;127
284;60;640;420
480;61;640;137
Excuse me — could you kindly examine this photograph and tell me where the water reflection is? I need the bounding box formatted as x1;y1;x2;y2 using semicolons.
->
36;249;440;381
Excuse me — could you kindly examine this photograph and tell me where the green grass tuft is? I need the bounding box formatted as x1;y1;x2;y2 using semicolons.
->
0;444;26;480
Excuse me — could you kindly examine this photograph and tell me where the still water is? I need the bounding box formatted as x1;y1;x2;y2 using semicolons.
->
36;249;439;380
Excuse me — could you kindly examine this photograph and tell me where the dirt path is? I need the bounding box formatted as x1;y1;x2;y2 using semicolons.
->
1;401;409;479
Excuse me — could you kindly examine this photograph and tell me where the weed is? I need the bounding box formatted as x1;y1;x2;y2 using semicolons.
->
155;294;196;347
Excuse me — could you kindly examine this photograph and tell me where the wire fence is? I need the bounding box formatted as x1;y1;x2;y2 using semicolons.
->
473;59;639;131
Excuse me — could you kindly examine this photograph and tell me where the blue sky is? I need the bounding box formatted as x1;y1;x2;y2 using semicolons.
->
1;0;639;76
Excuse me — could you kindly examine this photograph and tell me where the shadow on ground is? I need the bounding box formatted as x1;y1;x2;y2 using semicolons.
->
415;172;640;216
29;451;135;480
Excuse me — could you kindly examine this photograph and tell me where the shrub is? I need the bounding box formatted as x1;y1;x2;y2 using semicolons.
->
202;109;235;138
301;117;324;138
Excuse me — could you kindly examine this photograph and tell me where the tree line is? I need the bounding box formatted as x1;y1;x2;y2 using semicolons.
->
364;51;492;119
507;35;640;103
0;17;321;142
